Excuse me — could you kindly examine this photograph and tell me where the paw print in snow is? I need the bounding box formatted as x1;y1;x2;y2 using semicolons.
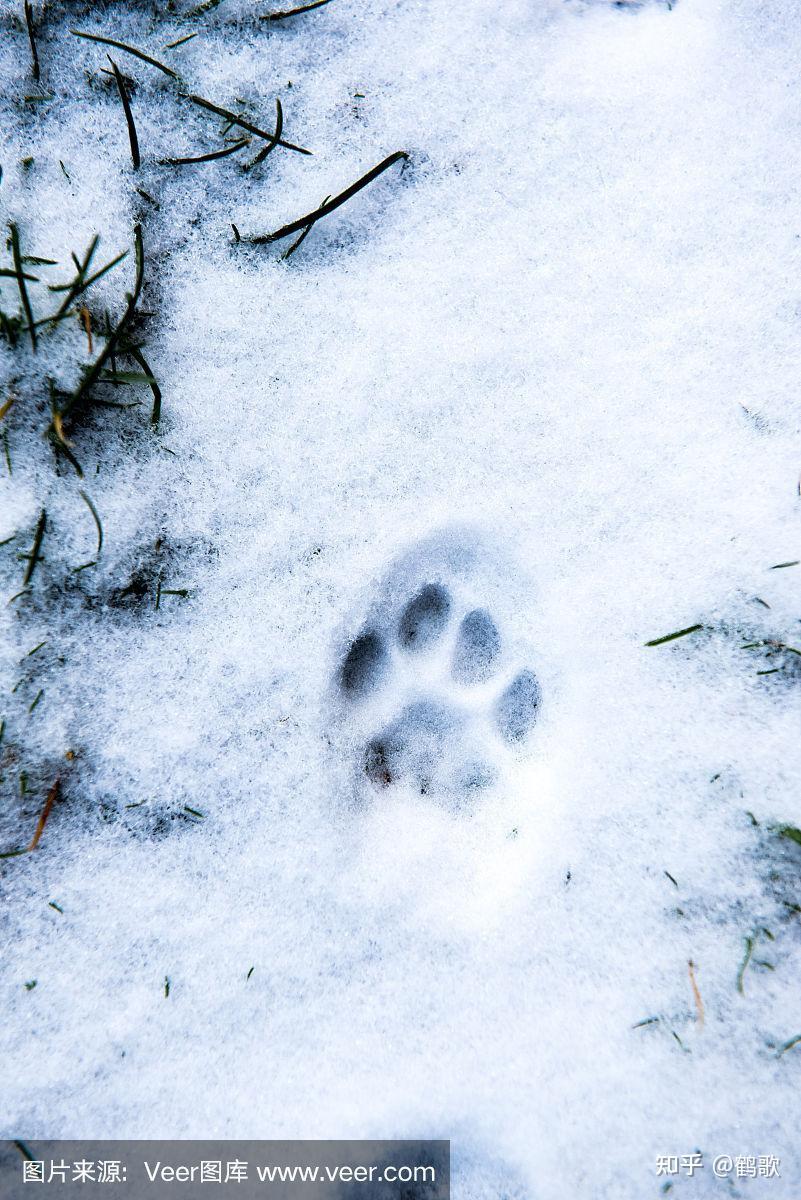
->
336;534;542;798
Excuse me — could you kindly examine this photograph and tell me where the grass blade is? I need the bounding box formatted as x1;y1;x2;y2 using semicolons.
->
262;0;333;18
125;344;162;424
48;235;99;325
28;778;60;851
184;93;310;155
164;138;249;166
736;935;754;995
78;490;103;556
186;0;224;15
248;150;409;245
644;624;703;647
22;509;46;587
245;98;283;170
108;57;141;170
164;32;200;50
778;1033;801;1057
55;225;145;428
9;224;37;350
70;30;179;79
24;1;40;80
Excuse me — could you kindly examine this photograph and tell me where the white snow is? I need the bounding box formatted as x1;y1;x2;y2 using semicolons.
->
1;0;801;1195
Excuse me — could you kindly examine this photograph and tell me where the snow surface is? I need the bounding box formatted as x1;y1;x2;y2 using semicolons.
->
1;0;801;1195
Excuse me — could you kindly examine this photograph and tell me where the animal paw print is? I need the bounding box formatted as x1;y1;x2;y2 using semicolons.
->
337;558;541;797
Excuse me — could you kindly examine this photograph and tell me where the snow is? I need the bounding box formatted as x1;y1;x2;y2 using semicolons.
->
1;0;801;1195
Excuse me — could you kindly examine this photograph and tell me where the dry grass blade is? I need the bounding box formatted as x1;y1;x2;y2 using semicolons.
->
28;778;60;851
688;960;704;1028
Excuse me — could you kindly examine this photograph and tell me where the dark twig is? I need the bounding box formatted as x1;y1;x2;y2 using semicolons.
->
108;57;140;169
262;0;333;19
24;1;40;80
9;224;37;350
248;151;409;245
